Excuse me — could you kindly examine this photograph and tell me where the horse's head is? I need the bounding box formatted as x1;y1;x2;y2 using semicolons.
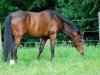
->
72;31;84;56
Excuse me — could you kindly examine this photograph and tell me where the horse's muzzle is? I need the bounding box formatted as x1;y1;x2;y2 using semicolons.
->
80;52;84;56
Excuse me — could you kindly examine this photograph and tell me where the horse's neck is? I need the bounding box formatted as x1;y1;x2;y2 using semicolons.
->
62;23;75;37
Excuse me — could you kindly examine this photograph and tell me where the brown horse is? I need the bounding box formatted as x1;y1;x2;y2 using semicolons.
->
3;10;84;65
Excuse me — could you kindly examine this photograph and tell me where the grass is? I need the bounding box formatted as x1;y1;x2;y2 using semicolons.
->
0;44;100;75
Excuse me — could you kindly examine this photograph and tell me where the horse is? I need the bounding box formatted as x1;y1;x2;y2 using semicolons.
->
2;10;84;65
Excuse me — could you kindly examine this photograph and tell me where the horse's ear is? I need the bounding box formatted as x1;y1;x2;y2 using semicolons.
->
77;30;81;35
78;31;84;41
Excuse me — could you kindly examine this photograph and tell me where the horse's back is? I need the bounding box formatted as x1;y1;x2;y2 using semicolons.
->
27;11;53;36
10;10;63;38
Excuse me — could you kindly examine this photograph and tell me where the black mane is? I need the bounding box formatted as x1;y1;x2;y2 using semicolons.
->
47;9;79;32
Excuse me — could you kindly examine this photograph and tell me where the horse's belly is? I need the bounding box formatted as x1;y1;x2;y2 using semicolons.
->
27;28;49;37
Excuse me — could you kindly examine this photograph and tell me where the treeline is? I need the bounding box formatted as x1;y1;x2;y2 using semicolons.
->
0;0;100;42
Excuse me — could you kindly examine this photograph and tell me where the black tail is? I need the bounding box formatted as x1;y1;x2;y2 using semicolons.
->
2;15;14;61
47;10;79;32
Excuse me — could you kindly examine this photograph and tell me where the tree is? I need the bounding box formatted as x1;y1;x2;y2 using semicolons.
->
0;0;100;42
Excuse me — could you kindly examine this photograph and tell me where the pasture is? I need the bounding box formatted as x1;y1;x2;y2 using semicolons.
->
0;44;100;75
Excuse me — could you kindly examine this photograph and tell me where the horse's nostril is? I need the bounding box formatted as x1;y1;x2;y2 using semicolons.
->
80;52;84;56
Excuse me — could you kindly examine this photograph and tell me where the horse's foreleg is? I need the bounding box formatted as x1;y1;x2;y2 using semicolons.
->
50;33;56;61
10;37;22;65
37;38;47;59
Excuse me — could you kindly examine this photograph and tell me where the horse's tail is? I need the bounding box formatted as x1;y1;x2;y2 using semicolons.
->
47;10;79;32
3;15;14;61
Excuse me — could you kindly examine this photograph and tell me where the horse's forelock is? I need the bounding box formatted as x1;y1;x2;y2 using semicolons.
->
77;31;84;41
78;31;84;41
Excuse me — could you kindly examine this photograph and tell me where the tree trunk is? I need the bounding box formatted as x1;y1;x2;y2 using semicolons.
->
0;24;2;50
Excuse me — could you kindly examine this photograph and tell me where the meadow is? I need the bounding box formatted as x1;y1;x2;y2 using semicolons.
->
0;44;100;75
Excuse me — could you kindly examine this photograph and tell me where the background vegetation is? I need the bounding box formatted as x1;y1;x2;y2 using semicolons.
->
0;0;100;42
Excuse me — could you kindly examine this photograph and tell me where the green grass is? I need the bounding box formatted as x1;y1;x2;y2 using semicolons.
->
0;44;100;75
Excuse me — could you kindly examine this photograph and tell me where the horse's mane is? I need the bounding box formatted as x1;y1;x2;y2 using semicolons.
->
47;9;79;32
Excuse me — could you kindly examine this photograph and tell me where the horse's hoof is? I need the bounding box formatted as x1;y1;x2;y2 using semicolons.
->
2;57;7;62
51;58;54;61
10;59;15;66
36;56;40;60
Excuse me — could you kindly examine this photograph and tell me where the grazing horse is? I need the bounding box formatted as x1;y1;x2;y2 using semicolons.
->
3;10;84;65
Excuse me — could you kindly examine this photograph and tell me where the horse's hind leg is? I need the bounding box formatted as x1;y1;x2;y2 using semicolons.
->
37;38;47;59
10;37;22;65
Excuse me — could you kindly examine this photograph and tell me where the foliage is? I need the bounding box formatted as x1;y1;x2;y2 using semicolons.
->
0;0;100;42
56;0;100;31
